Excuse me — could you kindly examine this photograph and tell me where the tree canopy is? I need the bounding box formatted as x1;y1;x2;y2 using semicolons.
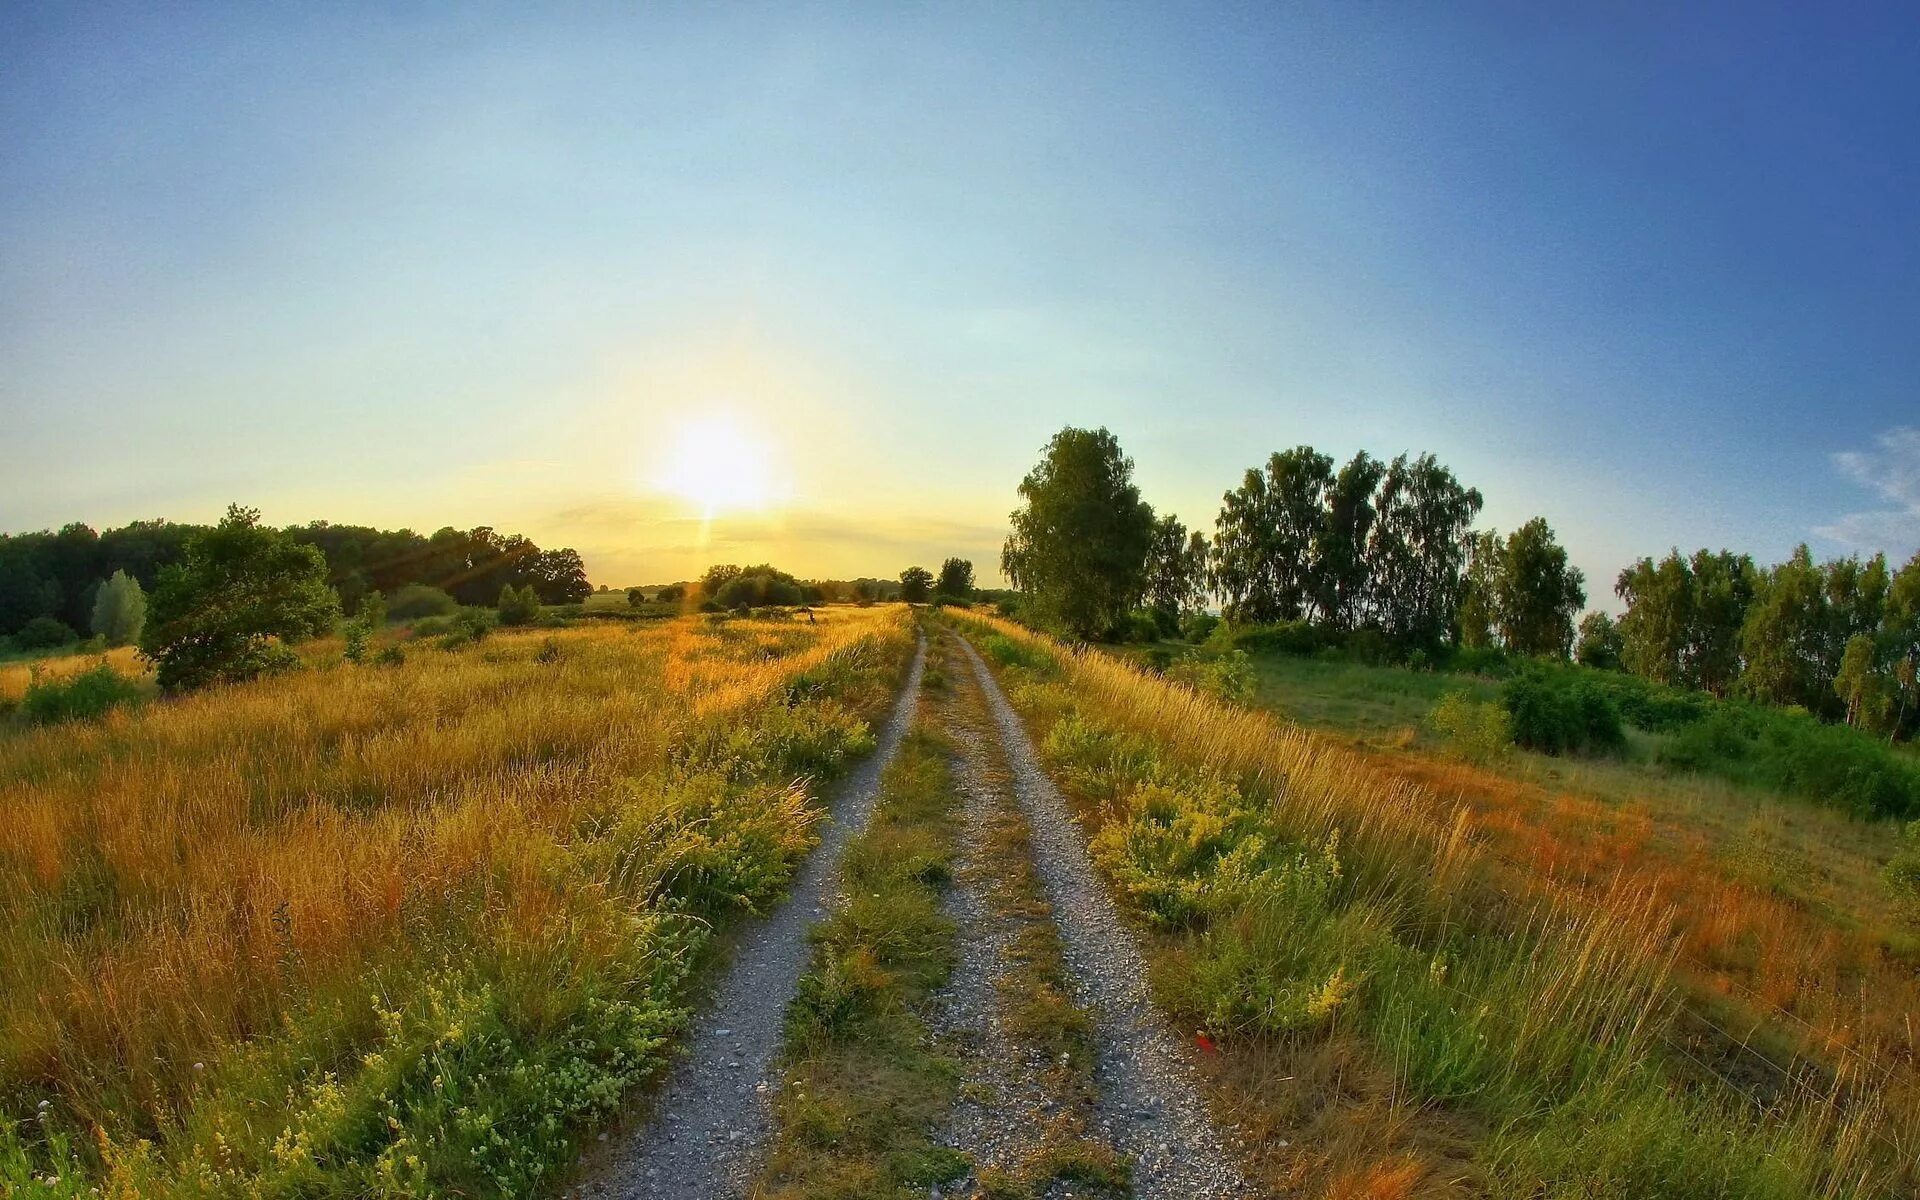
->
1001;427;1155;639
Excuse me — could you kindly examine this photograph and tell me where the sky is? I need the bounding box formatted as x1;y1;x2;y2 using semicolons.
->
3;3;1917;596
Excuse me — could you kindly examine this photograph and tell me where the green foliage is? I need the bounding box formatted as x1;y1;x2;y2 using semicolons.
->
934;557;974;599
19;663;144;725
1429;690;1513;762
1575;610;1623;669
357;590;388;627
1501;670;1626;756
89;569;146;646
1168;650;1254;704
386;584;458;621
342;617;373;664
140;505;340;692
625;586;646;607
1001;426;1155;639
1886;822;1920;925
981;634;1049;672
13;616;76;650
703;563;808;608
898;565;933;603
1658;703;1920;819
1179;611;1219;643
1143;514;1208;621
434;609;496;649
1495;517;1586;657
496;583;540;626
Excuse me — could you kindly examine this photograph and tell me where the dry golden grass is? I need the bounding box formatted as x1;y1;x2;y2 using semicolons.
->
0;607;910;1192
0;645;148;704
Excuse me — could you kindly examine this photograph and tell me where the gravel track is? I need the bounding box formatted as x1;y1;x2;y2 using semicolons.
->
927;662;1059;1179
572;633;926;1200
957;636;1253;1199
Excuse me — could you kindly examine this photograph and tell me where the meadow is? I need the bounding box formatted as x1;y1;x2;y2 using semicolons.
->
952;611;1914;1198
0;607;914;1197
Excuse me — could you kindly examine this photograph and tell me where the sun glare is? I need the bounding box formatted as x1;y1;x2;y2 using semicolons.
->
654;417;784;517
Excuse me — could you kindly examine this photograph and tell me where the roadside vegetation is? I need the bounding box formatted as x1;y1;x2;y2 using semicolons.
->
953;609;1913;1198
0;607;912;1198
755;681;968;1196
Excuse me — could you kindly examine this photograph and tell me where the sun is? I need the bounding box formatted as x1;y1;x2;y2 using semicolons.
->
653;417;783;516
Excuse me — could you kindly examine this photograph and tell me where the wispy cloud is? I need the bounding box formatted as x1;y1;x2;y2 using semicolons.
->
1816;427;1920;555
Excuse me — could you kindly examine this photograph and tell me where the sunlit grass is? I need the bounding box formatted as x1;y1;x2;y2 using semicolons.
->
0;607;911;1196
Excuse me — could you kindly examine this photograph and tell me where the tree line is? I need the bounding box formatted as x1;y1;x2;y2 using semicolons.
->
0;515;593;643
1600;545;1920;736
1002;428;1584;656
999;426;1918;741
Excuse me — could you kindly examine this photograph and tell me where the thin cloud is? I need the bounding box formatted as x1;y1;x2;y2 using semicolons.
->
1816;426;1920;556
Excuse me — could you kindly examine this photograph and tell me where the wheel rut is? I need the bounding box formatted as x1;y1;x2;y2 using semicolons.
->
953;633;1254;1199
572;633;926;1200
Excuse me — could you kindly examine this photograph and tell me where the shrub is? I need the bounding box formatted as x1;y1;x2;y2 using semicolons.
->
1888;823;1920;926
497;583;541;626
90;569;147;646
1659;704;1920;819
437;609;495;649
1169;650;1254;704
386;584;458;621
19;663;143;725
374;644;406;667
14;616;77;650
1223;620;1328;657
342;616;372;664
1448;644;1514;677
1179;612;1220;643
1429;691;1512;763
1501;670;1625;756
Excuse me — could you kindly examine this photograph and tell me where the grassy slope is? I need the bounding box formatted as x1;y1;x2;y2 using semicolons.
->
958;613;1911;1199
0;609;912;1198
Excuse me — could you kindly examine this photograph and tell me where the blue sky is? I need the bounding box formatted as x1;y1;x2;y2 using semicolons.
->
3;3;1916;592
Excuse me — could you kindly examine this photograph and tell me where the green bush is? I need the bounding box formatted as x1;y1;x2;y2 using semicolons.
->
387;584;459;621
1222;620;1330;657
14;616;78;650
1659;704;1920;820
1179;612;1220;643
19;664;144;725
1429;691;1512;763
1169;650;1254;704
1447;645;1514;677
1502;670;1625;756
497;583;540;626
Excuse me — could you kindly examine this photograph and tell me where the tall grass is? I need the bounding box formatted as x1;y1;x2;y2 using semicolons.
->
951;611;1909;1198
0;608;912;1197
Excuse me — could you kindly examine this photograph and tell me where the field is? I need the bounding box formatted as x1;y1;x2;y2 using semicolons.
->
0;608;913;1196
957;613;1915;1197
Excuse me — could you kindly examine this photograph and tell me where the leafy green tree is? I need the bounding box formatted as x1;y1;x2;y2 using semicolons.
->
1315;451;1385;629
1615;552;1694;685
498;583;541;626
1144;515;1208;623
1365;453;1483;649
1685;550;1755;695
1834;633;1885;729
13;616;76;650
899;566;934;603
1495;518;1585;658
1456;529;1504;650
141;505;339;692
1739;545;1830;711
936;557;975;599
359;590;387;629
89;569;147;646
1884;552;1920;740
1001;427;1155;639
1211;445;1332;623
1575;611;1624;670
627;586;647;607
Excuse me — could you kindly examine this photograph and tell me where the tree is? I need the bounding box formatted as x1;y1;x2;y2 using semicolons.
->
1834;633;1884;729
1456;529;1504;650
1001;427;1155;639
656;583;685;603
1575;611;1624;670
936;558;975;599
90;569;147;646
1144;516;1208;624
1739;545;1830;711
1495;518;1585;658
498;583;540;626
626;586;647;607
141;505;340;692
1211;446;1333;623
899;566;934;603
1365;453;1483;649
1685;550;1755;696
1615;552;1694;686
1316;451;1386;629
1884;552;1920;741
